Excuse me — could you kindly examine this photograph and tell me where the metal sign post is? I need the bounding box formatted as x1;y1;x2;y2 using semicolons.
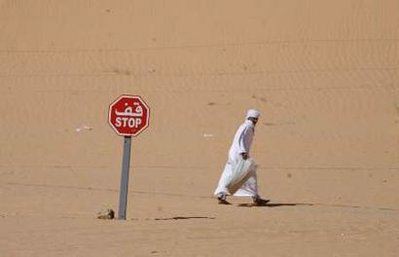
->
108;95;150;220
118;136;132;220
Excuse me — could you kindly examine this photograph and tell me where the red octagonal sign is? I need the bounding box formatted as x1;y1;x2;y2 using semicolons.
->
108;95;150;137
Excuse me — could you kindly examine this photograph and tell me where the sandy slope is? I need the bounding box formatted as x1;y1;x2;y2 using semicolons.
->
1;0;399;256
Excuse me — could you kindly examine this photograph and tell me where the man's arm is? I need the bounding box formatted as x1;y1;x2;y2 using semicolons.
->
238;126;253;160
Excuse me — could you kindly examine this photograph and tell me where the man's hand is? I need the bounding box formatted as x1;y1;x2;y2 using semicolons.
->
241;152;248;160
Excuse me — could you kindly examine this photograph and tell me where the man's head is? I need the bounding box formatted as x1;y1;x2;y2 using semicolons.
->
246;109;260;125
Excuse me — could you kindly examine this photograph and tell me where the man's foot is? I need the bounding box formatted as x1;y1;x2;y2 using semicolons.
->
217;193;230;205
252;196;270;206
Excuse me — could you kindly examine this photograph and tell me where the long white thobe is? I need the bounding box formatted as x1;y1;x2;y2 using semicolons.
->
214;120;258;197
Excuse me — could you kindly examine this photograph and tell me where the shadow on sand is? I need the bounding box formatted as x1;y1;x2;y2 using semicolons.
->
237;201;399;212
154;216;216;221
237;202;314;208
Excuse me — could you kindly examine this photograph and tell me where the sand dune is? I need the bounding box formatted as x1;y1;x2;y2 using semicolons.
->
1;1;399;256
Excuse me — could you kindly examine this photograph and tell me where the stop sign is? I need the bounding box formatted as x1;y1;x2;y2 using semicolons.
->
108;95;150;136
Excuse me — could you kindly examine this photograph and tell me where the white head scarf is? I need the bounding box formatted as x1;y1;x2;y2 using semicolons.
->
246;109;260;119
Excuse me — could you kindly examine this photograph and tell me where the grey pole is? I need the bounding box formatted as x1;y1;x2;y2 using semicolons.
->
118;136;132;220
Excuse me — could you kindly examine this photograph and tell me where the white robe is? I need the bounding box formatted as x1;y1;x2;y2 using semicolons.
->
214;120;258;197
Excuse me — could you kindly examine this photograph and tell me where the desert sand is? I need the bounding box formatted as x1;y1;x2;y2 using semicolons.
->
1;0;399;256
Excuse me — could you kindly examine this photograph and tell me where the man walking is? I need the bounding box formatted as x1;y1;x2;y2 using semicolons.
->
214;109;268;206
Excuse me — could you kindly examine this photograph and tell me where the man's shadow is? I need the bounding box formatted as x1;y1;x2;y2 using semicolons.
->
237;202;314;208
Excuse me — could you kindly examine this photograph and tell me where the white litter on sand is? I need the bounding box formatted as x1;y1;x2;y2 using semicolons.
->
76;125;93;132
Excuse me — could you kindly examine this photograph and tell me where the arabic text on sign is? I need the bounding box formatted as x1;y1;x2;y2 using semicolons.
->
115;102;143;117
